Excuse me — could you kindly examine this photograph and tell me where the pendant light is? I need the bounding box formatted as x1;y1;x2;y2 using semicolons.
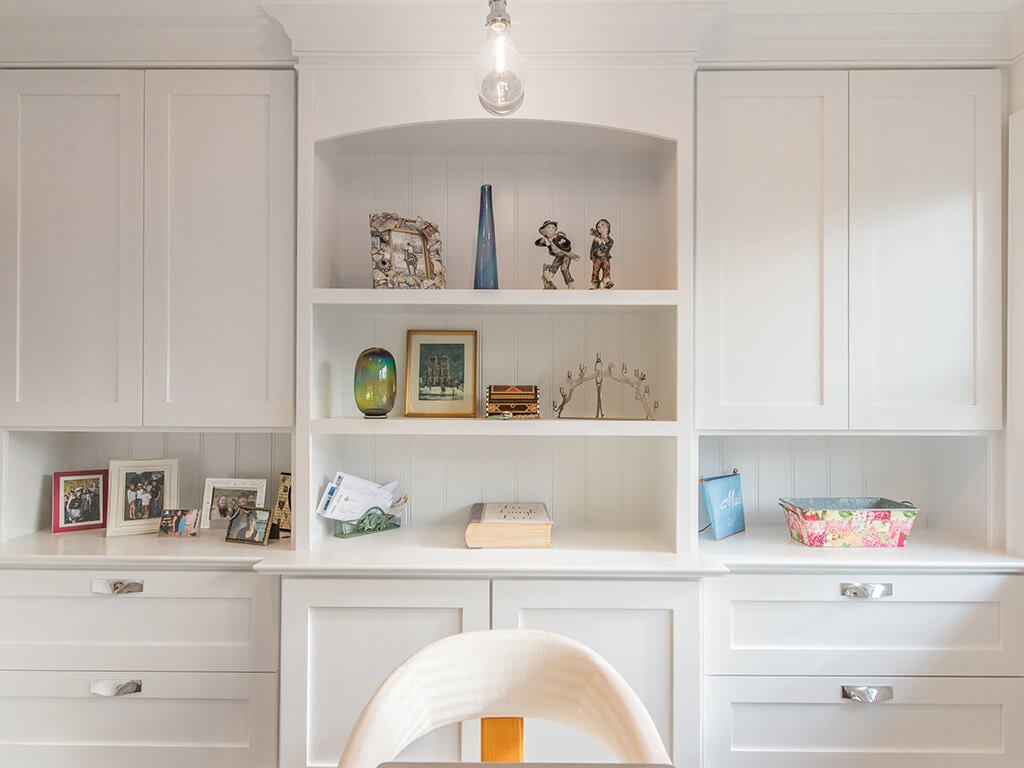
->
475;0;525;115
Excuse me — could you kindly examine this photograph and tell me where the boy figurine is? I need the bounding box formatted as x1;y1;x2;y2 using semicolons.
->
589;218;614;289
535;219;579;289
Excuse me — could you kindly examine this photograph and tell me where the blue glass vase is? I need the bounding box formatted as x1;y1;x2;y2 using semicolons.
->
474;184;498;289
353;347;397;418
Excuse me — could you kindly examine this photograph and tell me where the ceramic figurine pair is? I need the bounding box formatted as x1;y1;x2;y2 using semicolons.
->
534;218;615;289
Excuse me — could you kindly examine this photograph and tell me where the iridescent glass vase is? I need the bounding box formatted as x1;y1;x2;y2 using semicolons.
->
353;347;397;418
474;184;498;289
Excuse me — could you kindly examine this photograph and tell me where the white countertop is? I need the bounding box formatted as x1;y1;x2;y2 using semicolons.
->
1;525;1021;576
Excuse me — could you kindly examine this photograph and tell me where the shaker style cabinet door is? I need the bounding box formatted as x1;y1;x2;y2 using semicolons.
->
491;580;700;768
0;70;144;427
143;70;295;428
695;71;850;430
279;578;490;768
849;70;1002;430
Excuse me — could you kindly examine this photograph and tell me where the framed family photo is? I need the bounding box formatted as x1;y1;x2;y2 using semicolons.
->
201;478;267;529
225;506;273;546
52;470;108;533
405;329;477;417
159;508;200;538
106;459;179;536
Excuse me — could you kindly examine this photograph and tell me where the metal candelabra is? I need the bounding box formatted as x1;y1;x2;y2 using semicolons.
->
552;353;659;420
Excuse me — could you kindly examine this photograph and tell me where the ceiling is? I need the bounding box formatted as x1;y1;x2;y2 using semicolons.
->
0;0;1020;17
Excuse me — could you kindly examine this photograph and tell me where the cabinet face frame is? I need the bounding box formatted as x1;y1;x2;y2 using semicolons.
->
0;70;145;427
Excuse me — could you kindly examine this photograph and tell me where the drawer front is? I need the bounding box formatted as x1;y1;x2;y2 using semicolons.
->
704;573;1024;676
704;675;1024;768
0;670;277;768
0;570;279;671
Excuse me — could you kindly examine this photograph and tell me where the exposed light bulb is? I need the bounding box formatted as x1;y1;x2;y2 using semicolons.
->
475;0;525;116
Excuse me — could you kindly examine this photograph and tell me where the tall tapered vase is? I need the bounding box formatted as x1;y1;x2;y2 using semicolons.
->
473;184;498;289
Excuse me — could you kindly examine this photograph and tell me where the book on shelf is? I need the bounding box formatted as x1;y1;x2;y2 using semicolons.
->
465;502;552;549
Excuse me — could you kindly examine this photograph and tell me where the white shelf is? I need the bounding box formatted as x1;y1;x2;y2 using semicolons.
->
698;525;1024;573
255;526;724;578
311;417;678;437
311;289;681;308
0;529;273;570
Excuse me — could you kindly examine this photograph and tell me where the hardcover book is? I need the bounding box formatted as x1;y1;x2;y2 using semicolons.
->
465;502;552;549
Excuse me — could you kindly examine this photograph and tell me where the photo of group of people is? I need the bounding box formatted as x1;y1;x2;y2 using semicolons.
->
52;471;107;533
159;508;199;538
122;471;166;522
206;487;262;529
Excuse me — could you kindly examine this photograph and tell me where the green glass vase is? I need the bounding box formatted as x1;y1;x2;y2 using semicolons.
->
354;347;397;418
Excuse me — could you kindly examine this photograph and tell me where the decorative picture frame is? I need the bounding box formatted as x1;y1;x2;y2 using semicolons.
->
200;478;268;529
106;459;179;537
370;212;445;289
159;508;200;538
225;507;273;546
273;471;292;536
405;329;478;418
52;469;108;533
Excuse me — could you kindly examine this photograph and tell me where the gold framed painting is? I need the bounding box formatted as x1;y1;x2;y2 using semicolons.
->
405;329;477;417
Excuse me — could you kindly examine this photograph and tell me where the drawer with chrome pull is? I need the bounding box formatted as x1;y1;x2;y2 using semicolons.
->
0;670;278;768
703;675;1024;768
703;573;1024;676
0;570;279;672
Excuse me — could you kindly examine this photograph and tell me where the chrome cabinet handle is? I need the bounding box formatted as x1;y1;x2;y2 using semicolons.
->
91;578;144;595
842;685;893;703
90;679;143;697
840;582;892;599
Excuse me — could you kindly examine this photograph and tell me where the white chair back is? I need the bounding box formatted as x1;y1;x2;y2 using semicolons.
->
337;629;671;768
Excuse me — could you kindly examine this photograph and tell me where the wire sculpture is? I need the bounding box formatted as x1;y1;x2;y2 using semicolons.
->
552;353;659;420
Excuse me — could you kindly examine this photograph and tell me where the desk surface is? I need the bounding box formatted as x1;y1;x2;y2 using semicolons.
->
380;763;674;768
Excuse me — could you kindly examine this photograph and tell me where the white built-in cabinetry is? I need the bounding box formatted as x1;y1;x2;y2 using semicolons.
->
0;69;295;429
696;69;1002;431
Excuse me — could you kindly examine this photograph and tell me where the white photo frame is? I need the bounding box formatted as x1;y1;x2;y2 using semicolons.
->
200;478;268;529
106;459;179;537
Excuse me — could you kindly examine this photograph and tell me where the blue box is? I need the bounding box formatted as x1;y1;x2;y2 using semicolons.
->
701;471;746;540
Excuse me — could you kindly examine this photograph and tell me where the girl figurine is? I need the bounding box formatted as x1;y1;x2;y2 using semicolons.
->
589;218;614;289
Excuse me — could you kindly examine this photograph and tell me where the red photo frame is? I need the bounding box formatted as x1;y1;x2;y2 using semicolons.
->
52;470;108;533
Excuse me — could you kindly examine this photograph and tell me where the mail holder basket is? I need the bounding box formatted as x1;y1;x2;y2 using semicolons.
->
779;497;918;548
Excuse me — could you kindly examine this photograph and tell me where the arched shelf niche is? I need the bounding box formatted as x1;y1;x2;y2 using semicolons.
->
312;118;678;291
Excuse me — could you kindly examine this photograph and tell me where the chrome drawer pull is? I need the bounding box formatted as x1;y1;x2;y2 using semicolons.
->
90;679;143;697
840;582;892;599
91;578;144;595
842;685;893;704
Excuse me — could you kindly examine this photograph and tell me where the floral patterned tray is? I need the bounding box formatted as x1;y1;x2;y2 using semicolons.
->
778;497;918;548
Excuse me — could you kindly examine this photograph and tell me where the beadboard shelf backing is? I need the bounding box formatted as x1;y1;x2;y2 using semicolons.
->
309;434;678;548
0;430;290;544
313;304;678;421
698;434;994;550
313;119;678;291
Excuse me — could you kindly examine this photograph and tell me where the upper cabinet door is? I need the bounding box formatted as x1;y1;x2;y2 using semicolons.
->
849;70;1002;430
696;71;850;430
0;71;144;427
143;71;295;428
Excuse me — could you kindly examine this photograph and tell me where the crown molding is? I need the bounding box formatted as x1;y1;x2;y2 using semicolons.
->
0;15;294;66
699;11;1012;65
264;2;720;58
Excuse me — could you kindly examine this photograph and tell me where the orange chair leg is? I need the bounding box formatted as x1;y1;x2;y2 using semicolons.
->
481;717;524;762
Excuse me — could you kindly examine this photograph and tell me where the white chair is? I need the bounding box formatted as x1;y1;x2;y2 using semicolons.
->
337;628;672;768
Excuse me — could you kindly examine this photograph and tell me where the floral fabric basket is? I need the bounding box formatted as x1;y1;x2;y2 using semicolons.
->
779;497;918;548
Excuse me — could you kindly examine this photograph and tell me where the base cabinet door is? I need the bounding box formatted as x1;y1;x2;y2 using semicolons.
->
280;578;490;768
491;579;700;768
704;676;1024;768
0;670;277;768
